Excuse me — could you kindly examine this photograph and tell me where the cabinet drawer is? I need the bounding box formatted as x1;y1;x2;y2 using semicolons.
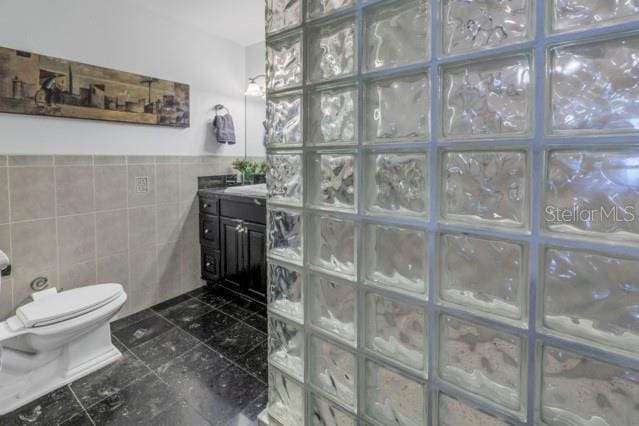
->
199;197;219;215
201;249;220;281
199;215;220;248
220;198;266;225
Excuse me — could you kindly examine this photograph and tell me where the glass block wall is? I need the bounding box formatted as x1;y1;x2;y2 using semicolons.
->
264;0;639;424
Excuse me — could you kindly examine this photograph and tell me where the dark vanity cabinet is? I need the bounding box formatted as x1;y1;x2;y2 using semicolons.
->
199;190;267;301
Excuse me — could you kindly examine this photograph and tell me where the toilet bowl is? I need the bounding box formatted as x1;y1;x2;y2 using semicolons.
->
0;283;127;414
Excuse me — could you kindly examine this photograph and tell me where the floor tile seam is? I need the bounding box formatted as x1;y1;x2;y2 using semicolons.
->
238;314;268;336
80;370;155;412
61;386;96;426
201;341;268;386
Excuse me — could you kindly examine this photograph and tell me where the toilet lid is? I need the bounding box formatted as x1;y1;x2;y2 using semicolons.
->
16;283;124;328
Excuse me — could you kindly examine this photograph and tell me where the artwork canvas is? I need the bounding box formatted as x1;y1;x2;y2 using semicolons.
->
0;46;189;127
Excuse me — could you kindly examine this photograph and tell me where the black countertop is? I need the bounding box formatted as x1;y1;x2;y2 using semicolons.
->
198;184;267;201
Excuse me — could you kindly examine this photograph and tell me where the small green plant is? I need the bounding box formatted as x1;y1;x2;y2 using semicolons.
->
232;159;266;183
256;160;267;175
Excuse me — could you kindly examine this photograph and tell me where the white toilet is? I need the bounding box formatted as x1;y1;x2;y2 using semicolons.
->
0;250;127;414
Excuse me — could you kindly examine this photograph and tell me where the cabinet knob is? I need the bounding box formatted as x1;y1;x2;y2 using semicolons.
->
204;229;210;234
205;262;211;267
203;203;209;208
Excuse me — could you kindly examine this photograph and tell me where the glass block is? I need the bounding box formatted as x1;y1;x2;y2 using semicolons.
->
308;214;357;279
439;315;526;413
439;233;526;322
307;16;356;83
549;34;639;135
268;261;304;322
542;247;639;356
308;151;357;213
267;32;303;92
266;92;303;147
309;335;357;409
309;83;357;145
269;369;304;426
364;72;430;143
441;0;533;56
309;273;357;345
544;148;639;243
310;393;357;426
364;359;426;426
441;150;529;229
442;53;532;139
540;345;639;426
267;208;303;264
365;291;427;372
438;392;511;426
308;0;356;19
364;151;428;219
364;0;430;71
266;0;302;35
267;152;303;206
363;223;427;297
269;316;305;380
551;0;639;33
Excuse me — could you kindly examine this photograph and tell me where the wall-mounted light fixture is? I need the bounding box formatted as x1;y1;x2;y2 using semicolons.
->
245;74;265;98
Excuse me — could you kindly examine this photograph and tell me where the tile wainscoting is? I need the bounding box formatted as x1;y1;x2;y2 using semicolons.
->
0;154;264;319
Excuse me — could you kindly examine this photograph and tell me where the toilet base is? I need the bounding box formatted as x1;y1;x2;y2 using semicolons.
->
0;322;122;415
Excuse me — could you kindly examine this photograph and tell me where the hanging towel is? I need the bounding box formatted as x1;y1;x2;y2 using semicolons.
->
213;104;236;144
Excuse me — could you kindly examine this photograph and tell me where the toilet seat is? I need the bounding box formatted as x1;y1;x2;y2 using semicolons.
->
16;284;124;328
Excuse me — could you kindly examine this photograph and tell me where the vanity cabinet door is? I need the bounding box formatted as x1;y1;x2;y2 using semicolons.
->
243;221;267;299
221;217;243;290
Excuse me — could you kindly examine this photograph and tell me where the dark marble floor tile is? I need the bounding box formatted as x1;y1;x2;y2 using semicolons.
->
71;346;151;407
225;390;268;426
151;293;192;313
186;285;210;298
237;341;268;383
58;412;94;425
112;314;173;348
174;365;266;425
155;344;232;386
180;309;238;342
156;298;214;327
110;309;158;333
0;386;83;426
87;374;177;425
130;326;199;369
242;313;267;333
206;322;266;362
215;298;262;321
196;289;234;309
150;399;211;426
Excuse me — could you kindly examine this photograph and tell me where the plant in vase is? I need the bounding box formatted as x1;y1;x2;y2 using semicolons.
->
232;159;257;184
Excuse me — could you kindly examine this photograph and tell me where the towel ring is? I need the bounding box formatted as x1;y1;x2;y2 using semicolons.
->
213;104;230;115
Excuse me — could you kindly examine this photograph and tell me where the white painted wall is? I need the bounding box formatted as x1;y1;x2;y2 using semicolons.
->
245;41;267;159
0;0;265;157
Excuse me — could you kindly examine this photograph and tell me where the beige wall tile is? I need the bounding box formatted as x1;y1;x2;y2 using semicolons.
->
129;245;159;311
128;164;156;207
55;166;95;216
0;156;7;167
155;156;182;164
96;210;128;258
179;164;199;202
8;155;54;166
60;260;97;290
54;155;93;166
127;155;155;165
57;214;96;265
156;164;180;204
0;168;9;224
157;203;182;244
158;241;182;301
180;237;202;293
9;167;55;221
0;278;13;319
128;206;156;250
0;224;10;258
180;200;199;243
94;156;126;165
97;252;130;316
95;165;127;211
13;265;58;308
11;219;57;276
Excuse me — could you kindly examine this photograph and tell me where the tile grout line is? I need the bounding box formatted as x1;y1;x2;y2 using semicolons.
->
67;385;96;426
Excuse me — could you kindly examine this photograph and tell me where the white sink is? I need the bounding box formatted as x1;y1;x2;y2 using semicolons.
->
223;184;266;195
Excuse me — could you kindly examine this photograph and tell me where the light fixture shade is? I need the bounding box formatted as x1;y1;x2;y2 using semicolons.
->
245;81;264;97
